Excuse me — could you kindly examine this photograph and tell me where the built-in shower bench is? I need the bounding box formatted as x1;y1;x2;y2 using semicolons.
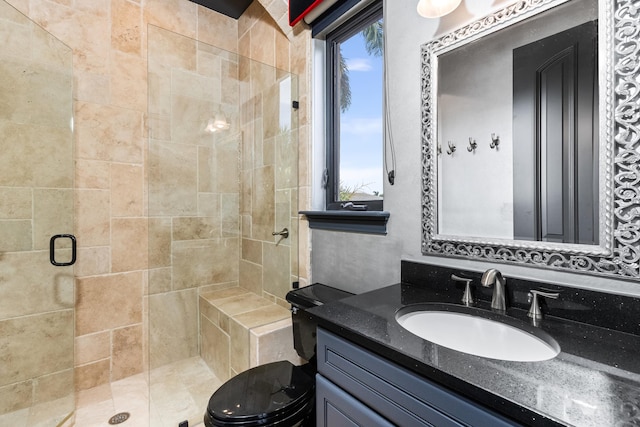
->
199;287;302;382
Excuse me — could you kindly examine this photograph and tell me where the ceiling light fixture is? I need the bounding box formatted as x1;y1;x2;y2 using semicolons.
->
205;113;230;133
417;0;462;18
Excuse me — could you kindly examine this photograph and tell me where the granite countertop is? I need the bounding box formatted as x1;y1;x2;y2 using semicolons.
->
307;274;640;427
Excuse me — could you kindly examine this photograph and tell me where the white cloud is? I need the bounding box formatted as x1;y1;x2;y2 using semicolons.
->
340;167;384;194
341;117;383;137
346;58;372;72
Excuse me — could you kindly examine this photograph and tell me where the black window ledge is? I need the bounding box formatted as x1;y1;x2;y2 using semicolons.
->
299;210;390;235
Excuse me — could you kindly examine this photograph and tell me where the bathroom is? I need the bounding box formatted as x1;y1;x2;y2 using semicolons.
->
0;0;637;426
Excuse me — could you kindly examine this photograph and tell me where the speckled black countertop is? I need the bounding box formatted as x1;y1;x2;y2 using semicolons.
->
307;261;640;427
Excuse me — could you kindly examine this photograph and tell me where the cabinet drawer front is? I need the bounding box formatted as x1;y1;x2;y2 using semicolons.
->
316;375;396;427
318;328;520;427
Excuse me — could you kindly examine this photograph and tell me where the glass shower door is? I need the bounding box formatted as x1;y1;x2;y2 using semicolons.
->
0;2;75;426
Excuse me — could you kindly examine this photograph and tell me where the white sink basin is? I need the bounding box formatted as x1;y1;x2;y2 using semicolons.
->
396;304;560;362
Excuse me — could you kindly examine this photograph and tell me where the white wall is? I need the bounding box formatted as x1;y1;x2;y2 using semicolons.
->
309;0;640;298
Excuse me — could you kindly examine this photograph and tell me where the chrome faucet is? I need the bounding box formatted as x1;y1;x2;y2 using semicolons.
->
481;268;507;313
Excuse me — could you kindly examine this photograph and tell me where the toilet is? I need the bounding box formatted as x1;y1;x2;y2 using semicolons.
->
203;283;353;427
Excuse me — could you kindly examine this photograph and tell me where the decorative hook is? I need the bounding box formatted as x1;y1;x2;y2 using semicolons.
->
446;141;456;156
490;133;500;149
467;138;477;153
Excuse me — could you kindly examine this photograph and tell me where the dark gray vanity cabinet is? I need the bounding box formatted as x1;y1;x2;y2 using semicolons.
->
316;328;522;427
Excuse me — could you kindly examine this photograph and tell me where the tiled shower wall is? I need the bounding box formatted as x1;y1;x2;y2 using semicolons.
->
1;0;311;392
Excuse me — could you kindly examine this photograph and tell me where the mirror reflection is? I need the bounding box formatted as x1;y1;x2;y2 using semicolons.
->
436;0;599;245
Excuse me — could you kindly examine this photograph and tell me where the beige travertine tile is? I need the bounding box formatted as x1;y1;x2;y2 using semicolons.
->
76;272;143;335
75;246;110;277
198;146;215;193
148;140;198;216
263;241;290;299
0;188;31;219
242;239;262;265
74;101;144;163
74;71;110;105
76;332;110;366
0;251;74;320
75;359;110;391
111;163;143;217
199;296;220;327
111;0;141;55
235;304;290;330
147;24;197;74
148;217;171;268
29;0;110;73
200;316;230;382
0;380;31;415
221;193;239;236
0;310;73;384
33;188;73;250
75;190;110;247
250;318;301;366
252;165;275;240
111;51;146;112
112;324;143;381
172;216;220;241
172;238;239;289
0;122;72;188
250;14;275;67
212;292;273;317
275;22;290;71
33;369;73;404
147;66;172;116
0;219;31;251
148;289;198;368
200;286;247;302
111;217;148;272
145;0;197;40
197;6;238;53
229;319;249;374
239;259;262;295
0;6;32;60
148;267;172;295
75;159;110;189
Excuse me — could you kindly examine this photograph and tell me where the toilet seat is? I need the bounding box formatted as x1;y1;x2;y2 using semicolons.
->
204;360;315;426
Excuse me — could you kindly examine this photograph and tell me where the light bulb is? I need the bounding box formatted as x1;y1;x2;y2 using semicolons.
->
417;0;462;18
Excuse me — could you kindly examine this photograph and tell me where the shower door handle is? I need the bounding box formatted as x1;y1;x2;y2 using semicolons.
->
50;234;77;266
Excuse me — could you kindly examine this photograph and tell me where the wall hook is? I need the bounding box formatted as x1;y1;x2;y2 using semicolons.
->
437;143;442;155
490;133;500;149
446;141;456;155
467;138;477;153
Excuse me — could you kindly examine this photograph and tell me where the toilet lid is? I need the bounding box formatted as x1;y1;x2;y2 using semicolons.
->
207;360;314;425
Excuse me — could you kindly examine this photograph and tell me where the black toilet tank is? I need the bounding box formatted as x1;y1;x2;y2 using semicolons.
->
286;284;353;362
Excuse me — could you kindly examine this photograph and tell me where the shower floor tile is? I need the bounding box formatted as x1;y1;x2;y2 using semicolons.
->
74;356;221;427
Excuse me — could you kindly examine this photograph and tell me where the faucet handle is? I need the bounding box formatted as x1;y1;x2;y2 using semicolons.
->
451;274;474;306
528;289;559;320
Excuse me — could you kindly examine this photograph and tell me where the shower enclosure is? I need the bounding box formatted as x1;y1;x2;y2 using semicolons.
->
0;2;75;426
147;26;299;425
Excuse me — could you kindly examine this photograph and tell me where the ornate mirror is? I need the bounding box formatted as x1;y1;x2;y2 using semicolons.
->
421;0;639;280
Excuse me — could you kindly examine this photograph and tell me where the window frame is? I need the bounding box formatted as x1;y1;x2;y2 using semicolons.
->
324;0;384;212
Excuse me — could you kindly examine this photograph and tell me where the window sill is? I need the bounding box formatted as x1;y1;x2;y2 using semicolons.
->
299;210;390;235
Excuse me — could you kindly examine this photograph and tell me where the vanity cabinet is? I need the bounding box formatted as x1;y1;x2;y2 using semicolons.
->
316;328;521;427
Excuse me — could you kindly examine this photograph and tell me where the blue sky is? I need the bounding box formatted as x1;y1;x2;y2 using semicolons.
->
339;28;384;195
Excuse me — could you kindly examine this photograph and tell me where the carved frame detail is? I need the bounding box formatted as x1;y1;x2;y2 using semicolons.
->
421;0;640;280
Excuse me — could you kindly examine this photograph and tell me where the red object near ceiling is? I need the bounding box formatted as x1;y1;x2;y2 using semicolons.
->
289;0;325;26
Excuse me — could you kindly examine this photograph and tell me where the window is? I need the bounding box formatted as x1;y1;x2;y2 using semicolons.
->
325;1;384;211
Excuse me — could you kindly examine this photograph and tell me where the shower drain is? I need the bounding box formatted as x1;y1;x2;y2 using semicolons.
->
108;412;130;424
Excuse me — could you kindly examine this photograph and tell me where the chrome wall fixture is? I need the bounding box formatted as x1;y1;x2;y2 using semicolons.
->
467;138;477;153
489;133;500;149
446;140;456;155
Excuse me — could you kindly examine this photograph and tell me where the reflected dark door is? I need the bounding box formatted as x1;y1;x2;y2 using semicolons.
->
513;20;598;244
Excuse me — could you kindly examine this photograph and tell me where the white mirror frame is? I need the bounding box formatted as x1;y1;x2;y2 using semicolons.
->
421;0;640;280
